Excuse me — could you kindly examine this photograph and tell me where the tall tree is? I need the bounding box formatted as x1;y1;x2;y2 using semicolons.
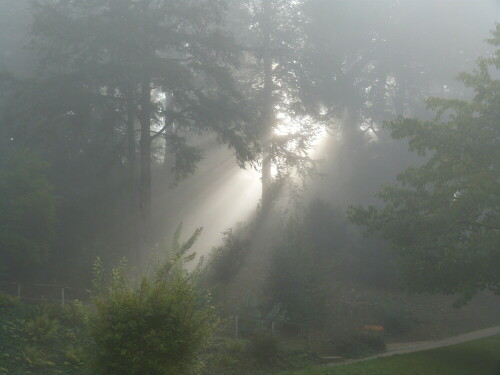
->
230;0;327;210
7;0;258;266
349;25;500;305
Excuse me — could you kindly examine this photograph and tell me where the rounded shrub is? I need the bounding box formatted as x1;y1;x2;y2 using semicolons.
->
89;228;217;375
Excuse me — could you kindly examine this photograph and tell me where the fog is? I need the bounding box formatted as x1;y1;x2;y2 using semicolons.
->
1;0;499;372
151;0;500;254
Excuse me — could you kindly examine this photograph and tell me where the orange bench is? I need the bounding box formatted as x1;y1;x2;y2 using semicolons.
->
364;325;384;332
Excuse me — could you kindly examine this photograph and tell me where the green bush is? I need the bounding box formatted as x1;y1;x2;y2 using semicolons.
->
37;302;62;320
213;353;240;372
24;314;60;343
381;304;416;336
249;334;280;364
61;300;88;327
23;346;55;368
64;345;86;366
205;227;250;305
225;338;246;355
333;333;386;358
0;291;19;308
89;227;217;375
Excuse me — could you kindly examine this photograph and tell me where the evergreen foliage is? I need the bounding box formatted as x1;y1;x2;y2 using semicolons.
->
0;0;259;281
229;0;328;208
0;147;56;280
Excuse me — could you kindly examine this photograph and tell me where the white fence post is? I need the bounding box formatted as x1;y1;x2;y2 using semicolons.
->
307;327;310;349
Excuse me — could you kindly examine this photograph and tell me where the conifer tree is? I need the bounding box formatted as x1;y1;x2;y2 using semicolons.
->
22;0;258;261
231;0;327;210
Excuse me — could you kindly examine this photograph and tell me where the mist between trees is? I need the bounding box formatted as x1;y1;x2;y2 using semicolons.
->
0;1;499;373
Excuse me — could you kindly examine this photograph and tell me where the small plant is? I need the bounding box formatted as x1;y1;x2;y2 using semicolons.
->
381;303;416;336
61;300;88;327
333;333;386;358
225;338;246;355
249;333;280;364
0;291;19;308
65;330;78;342
24;314;60;343
215;353;239;370
64;345;86;366
23;346;55;368
39;302;62;320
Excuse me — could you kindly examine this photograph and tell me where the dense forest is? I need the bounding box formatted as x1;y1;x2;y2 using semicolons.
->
0;1;499;374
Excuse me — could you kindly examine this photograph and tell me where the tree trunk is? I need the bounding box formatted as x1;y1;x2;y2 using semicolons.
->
137;0;153;269
126;88;141;262
127;89;138;187
394;78;407;117
260;0;274;212
163;93;173;173
139;75;152;266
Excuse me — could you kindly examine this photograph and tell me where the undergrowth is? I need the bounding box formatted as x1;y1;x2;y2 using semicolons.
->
0;298;317;375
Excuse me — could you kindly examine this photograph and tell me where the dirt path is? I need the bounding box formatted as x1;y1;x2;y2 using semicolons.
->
327;325;500;367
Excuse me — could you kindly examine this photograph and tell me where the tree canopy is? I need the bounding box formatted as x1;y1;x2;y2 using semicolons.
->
349;25;500;304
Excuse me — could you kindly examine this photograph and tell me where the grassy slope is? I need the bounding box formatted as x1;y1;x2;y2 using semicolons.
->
278;335;500;375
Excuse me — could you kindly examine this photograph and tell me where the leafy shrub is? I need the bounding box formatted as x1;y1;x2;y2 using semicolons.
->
61;300;88;327
214;353;240;371
201;337;246;375
381;304;416;336
225;339;246;355
64;345;86;366
89;227;217;375
205;227;250;304
0;291;19;308
24;314;60;343
249;334;280;363
38;302;61;320
333;333;386;358
65;330;78;342
23;346;55;368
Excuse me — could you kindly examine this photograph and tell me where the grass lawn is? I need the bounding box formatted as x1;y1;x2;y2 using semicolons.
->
278;335;500;375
